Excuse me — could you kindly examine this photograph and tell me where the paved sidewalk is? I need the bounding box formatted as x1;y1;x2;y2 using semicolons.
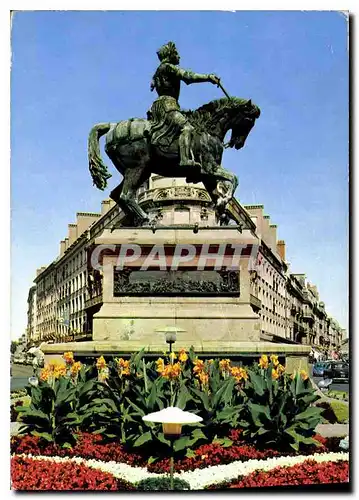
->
315;423;349;438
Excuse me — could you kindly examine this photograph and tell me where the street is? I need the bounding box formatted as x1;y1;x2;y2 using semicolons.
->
312;376;349;394
11;363;34;391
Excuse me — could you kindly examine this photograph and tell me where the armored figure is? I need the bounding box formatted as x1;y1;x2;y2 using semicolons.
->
88;42;260;225
149;41;220;168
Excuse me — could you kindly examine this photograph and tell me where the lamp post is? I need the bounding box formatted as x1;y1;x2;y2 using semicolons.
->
155;326;186;355
142;407;202;490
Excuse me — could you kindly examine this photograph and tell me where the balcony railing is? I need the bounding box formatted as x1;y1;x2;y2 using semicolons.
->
302;311;314;321
250;294;261;311
85;295;103;309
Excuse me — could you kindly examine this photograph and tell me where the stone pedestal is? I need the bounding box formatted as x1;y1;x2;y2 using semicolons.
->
41;223;310;372
90;226;260;344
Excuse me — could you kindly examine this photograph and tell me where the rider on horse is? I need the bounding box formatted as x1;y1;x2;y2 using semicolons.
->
148;41;220;169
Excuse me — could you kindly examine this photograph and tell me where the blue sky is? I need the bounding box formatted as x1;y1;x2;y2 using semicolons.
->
10;10;348;339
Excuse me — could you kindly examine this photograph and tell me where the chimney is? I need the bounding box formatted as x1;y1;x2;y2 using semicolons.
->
76;212;101;236
64;237;69;251
68;223;78;246
244;205;264;238
269;224;277;253
261;215;271;247
101;200;111;215
36;266;47;277
60;240;66;258
277;240;286;261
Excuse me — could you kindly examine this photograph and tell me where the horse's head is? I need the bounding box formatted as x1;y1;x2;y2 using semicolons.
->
188;96;260;147
225;98;261;150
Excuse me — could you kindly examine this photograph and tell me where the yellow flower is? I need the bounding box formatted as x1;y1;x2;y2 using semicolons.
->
272;368;280;380
70;361;82;377
270;354;279;367
277;364;285;374
161;362;181;380
117;358;130;377
96;356;107;370
300;370;309;381
155;357;165;373
40;367;50;382
63;352;74;365
219;359;231;373
258;354;269;369
53;363;67;379
169;351;177;361
193;359;205;374
198;371;209;386
230;366;248;383
178;348;188;363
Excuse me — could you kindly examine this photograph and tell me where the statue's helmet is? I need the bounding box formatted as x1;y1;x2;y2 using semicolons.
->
156;41;179;62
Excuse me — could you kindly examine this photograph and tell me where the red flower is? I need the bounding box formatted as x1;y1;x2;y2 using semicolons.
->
11;455;135;490
207;460;349;489
10;430;343;475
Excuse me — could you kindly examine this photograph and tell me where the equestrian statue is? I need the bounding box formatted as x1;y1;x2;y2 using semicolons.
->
88;41;260;225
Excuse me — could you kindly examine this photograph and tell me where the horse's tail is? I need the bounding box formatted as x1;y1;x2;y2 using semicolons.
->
88;123;112;190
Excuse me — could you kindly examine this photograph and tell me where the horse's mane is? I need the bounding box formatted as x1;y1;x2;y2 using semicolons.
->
184;97;259;133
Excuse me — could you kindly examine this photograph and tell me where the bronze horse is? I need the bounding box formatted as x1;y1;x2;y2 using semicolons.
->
88;97;260;225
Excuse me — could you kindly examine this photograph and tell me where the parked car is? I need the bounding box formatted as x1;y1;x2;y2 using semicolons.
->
313;361;331;377
323;361;349;380
313;362;326;377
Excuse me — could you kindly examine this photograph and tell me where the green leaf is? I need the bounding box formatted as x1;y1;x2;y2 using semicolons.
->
248;402;271;424
191;428;207;441
20;409;50;421
146;382;157;410
125;398;146;417
213;378;235;407
91;398;118;412
147;456;158;464
249;372;265;396
92;427;108;435
31;431;53;442
190;387;210;411
257;427;269;436
298;394;319;405
173;436;193;452
212;437;233;447
294;407;322;421
157;432;170;446
176;384;192;410
133;431;152;447
185;449;196;458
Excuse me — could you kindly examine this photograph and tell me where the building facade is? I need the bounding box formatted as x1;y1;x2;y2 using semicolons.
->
27;177;345;351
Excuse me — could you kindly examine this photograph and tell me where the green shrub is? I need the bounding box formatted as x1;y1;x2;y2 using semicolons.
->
17;360;98;447
137;477;190;491
16;349;325;457
239;356;323;451
82;349;245;457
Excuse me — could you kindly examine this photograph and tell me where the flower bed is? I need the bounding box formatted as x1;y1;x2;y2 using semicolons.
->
12;452;349;490
207;459;349;489
11;455;135;491
10;431;341;473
